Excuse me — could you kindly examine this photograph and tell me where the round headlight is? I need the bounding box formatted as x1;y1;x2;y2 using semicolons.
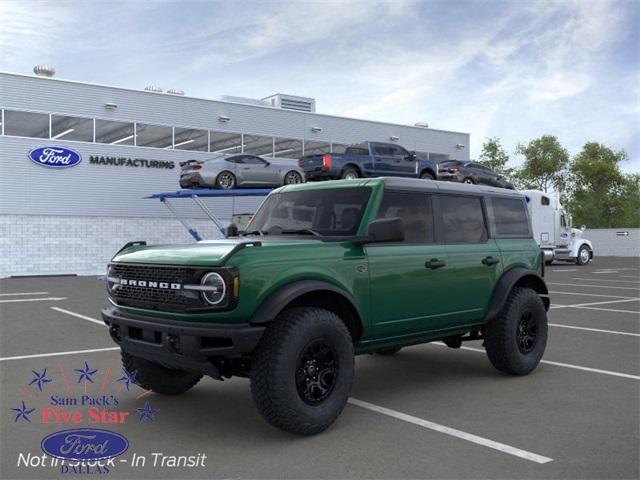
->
200;272;226;305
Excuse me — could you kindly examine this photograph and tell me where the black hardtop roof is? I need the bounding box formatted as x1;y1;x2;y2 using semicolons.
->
380;177;523;198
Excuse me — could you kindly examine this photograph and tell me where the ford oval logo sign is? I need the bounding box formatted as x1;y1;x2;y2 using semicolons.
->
28;146;82;168
41;428;129;461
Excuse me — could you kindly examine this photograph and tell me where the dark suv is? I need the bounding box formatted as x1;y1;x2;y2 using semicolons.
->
438;160;514;189
103;178;548;435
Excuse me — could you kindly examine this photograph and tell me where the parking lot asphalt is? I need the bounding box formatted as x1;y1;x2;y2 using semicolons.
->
1;256;638;479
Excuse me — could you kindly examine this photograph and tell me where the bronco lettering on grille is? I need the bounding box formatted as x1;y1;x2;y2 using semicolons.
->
118;279;182;290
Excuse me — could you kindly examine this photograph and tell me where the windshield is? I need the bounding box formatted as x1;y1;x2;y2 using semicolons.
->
246;187;371;237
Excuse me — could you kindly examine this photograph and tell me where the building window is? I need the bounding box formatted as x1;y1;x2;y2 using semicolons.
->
173;127;208;151
3;110;49;138
135;123;173;148
303;141;331;156
243;134;274;157
210;131;243;154
273;137;303;159
51;114;93;142
95;119;135;145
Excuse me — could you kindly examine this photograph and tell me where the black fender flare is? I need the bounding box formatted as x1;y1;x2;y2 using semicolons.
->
484;268;549;322
419;167;437;178
250;280;363;327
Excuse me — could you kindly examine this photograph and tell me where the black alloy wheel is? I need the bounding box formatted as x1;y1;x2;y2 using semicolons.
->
516;311;537;354
296;340;338;405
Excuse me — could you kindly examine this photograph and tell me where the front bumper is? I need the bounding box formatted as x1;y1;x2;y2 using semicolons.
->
102;307;265;378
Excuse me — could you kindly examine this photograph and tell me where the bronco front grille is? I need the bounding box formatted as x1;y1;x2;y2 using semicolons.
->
108;263;205;311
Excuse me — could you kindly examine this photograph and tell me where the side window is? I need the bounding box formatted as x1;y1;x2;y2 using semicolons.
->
390;145;409;157
376;191;434;243
491;197;531;237
440;195;487;244
226;156;243;164
242;156;266;165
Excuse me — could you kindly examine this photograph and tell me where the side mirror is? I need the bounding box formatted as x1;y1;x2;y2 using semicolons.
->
225;223;239;238
581;225;586;231
406;151;417;161
366;217;404;243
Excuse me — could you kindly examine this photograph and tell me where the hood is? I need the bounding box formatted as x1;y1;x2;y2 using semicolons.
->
571;228;584;239
112;237;321;267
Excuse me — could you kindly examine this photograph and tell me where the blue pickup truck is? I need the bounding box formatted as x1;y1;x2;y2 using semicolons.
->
298;141;438;181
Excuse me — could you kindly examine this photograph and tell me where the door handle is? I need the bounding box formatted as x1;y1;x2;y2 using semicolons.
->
482;256;500;266
425;259;446;269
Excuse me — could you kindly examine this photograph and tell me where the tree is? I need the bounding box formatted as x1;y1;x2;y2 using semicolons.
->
479;137;511;175
566;143;638;228
515;135;569;193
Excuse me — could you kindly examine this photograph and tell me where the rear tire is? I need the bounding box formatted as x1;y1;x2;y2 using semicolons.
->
483;287;547;376
341;167;359;180
121;350;202;395
284;170;303;185
463;177;475;184
216;171;236;189
250;307;354;435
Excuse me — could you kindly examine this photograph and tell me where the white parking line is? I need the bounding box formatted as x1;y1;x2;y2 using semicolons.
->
0;347;119;362
0;296;68;303
547;282;640;291
550;269;579;272
348;398;553;464
571;306;639;315
431;343;640;380
593;271;619;274
549;291;637;299
550;298;640;310
621;275;640;279
549;323;640;337
51;307;106;327
573;278;640;284
0;291;49;296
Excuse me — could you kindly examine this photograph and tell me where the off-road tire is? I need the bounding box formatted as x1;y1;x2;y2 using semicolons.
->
121;350;202;395
376;347;402;355
420;171;435;180
250;307;354;435
483;287;547;376
341;167;359;180
576;245;591;265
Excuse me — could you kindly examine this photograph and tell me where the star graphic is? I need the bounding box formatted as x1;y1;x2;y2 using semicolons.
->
117;368;138;391
74;361;98;383
11;401;35;423
136;400;159;423
28;368;52;392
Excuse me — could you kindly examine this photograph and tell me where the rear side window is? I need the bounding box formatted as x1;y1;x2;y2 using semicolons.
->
345;147;369;156
376;191;434;243
491;197;531;237
440;195;487;244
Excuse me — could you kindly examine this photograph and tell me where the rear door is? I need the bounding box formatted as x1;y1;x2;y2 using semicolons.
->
436;194;502;325
366;190;454;338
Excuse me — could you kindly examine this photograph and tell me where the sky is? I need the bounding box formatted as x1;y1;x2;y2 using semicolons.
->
1;0;638;172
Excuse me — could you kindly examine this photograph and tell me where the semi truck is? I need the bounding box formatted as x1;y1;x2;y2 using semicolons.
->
522;190;593;265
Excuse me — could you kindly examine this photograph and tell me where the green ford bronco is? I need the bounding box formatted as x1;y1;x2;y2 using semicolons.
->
102;178;550;435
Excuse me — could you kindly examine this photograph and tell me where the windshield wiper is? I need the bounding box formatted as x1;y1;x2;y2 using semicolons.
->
281;229;322;237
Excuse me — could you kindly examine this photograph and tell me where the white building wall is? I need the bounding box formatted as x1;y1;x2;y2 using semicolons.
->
584;229;640;257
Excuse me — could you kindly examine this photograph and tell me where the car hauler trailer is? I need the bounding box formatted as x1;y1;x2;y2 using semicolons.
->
522;190;593;265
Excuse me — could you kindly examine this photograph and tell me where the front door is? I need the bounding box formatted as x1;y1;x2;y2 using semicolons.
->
366;191;454;339
436;194;502;325
238;155;274;185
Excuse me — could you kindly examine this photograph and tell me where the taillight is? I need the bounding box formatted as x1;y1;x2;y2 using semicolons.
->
448;167;459;173
297;159;301;167
192;165;202;170
322;154;332;171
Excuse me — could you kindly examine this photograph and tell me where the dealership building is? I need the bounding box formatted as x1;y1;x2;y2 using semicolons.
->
0;69;470;277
